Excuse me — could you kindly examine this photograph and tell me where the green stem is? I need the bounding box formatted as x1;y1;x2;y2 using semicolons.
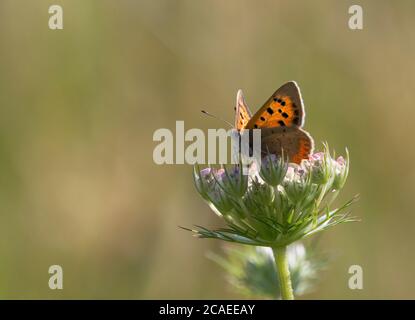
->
272;246;294;300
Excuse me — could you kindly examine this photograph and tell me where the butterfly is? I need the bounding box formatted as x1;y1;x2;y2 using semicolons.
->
234;81;314;164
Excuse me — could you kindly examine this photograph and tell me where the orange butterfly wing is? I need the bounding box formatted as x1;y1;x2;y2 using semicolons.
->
234;89;252;131
245;81;305;130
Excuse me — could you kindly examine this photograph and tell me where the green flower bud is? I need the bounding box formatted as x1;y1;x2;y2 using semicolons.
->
282;165;308;203
217;166;248;198
273;186;291;217
306;152;335;186
332;153;349;190
259;154;288;186
244;178;275;211
193;166;234;213
207;187;235;214
283;166;319;210
193;166;215;200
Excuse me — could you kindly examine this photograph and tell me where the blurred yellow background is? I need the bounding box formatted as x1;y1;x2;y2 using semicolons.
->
0;0;414;299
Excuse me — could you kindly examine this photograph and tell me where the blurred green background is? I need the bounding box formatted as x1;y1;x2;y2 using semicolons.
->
0;0;414;299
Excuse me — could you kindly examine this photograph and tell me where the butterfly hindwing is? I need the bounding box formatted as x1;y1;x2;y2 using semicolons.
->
260;126;314;164
235;89;252;131
245;81;305;130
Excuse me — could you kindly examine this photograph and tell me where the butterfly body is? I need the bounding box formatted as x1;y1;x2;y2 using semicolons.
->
235;81;314;164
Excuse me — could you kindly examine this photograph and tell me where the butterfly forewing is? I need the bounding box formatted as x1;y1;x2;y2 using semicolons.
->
245;81;305;130
235;89;252;131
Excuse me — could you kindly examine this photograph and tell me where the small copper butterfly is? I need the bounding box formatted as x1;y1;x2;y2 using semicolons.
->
235;81;314;164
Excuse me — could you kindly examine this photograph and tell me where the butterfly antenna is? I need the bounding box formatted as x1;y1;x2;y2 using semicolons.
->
201;110;233;129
